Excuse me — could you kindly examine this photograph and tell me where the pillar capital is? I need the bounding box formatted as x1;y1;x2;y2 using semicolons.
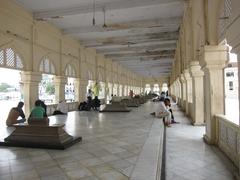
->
54;76;67;85
20;71;42;83
203;45;229;70
79;79;89;86
190;61;204;77
180;74;186;83
183;69;192;81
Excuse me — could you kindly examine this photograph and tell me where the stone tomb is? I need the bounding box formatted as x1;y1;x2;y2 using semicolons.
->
1;121;82;150
100;101;131;112
121;98;140;107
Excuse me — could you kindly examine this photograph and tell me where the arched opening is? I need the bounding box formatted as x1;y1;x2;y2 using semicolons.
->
119;84;123;96
39;57;56;104
0;48;24;126
65;64;76;102
98;72;105;99
145;84;151;94
162;83;169;93
113;83;118;96
124;85;128;96
153;84;160;95
107;82;113;103
86;70;94;99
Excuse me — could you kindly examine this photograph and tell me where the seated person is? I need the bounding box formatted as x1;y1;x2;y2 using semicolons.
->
150;98;172;127
28;100;49;124
92;96;101;111
6;101;26;126
78;97;92;111
29;100;46;119
53;100;68;115
78;101;87;111
166;101;179;124
85;96;93;111
40;100;47;117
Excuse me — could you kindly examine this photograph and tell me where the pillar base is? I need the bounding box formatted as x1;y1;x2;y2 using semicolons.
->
203;134;215;145
192;121;205;126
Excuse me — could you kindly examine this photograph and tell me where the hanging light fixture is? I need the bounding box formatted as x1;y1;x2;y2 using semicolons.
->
92;0;96;26
103;7;107;28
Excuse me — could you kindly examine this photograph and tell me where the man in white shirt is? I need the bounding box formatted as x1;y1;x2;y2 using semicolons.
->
150;98;172;127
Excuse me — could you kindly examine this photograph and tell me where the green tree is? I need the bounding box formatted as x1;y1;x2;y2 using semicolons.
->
0;83;12;92
45;82;55;95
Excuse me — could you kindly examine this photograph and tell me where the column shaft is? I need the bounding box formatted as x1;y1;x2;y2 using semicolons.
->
203;45;229;144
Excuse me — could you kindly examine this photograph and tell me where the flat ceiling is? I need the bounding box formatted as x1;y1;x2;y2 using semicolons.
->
15;0;184;77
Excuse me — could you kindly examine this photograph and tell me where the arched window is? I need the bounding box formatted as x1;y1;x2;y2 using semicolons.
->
39;57;55;74
0;48;24;69
65;64;76;77
65;64;76;102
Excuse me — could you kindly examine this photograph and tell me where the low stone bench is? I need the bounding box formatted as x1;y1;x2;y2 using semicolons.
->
2;122;82;149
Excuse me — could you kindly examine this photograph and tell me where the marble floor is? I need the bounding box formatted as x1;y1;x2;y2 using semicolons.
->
166;105;236;180
0;101;161;180
0;101;236;180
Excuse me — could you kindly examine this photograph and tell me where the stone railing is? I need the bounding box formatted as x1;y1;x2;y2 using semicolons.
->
215;114;239;168
46;102;79;116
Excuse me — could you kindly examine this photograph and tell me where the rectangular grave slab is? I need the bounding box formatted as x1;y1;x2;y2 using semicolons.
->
1;123;81;150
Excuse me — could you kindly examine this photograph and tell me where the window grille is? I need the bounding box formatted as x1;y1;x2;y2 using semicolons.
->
0;50;4;65
0;48;24;70
65;64;76;77
39;57;55;74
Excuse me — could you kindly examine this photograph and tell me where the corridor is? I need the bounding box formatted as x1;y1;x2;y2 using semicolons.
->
0;101;163;180
166;105;236;180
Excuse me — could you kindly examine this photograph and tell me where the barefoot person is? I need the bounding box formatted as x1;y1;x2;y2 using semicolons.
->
150;98;172;127
6;101;26;126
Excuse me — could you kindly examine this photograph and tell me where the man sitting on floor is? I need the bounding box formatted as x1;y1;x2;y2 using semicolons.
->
150;98;172;127
53;100;68;115
92;96;101;111
6;101;26;126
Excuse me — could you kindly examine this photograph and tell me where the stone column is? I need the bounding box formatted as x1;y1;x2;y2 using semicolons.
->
54;76;67;103
20;71;42;116
183;69;192;115
74;78;81;102
79;79;88;102
190;61;205;125
176;78;181;105
203;45;229;144
180;74;186;111
237;51;240;125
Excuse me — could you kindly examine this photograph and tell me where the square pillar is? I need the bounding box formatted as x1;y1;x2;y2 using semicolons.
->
79;79;88;102
54;76;67;103
203;45;229;144
183;69;192;116
190;61;204;125
20;71;42;116
180;74;186;111
74;78;80;102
